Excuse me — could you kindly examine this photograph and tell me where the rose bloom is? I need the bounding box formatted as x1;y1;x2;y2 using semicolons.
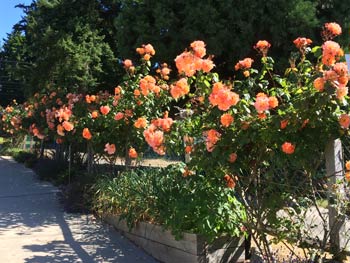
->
144;125;164;150
57;124;65;136
91;111;99;119
282;142;295;154
346;160;350;171
254;93;270;113
258;113;267;120
115;86;122;95
175;51;200;77
336;85;348;100
322;41;343;66
324;22;342;37
62;121;74;131
280;119;289;129
313;77;325;92
82;128;92;140
220;113;234;127
123;59;133;68
134;89;141;97
129;147;138;158
293;37;312;49
134;117;148;129
229;153;237;163
104;143;116;155
152;117;174;132
185;145;192;154
190;40;206;58
333;62;348;76
205;129;221;152
339;114;350;129
345;172;350;182
234;58;254;71
90;95;96;102
100;105;111;115
201;59;215;73
140;75;157;96
254;40;271;56
268;96;278;109
144;44;155;55
114;112;124;121
170;78;190;99
209;82;240;111
323;70;338;81
223;174;236;189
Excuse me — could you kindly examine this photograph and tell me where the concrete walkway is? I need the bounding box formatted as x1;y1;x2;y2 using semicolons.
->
0;156;158;263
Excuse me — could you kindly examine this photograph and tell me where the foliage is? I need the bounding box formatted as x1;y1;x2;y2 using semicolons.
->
12;150;37;167
1;0;350;102
1;21;350;262
92;163;246;242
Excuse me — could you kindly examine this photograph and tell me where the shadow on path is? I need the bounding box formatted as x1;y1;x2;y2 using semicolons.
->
0;156;157;263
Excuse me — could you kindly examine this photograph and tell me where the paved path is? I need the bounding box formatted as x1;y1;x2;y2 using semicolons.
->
0;156;158;263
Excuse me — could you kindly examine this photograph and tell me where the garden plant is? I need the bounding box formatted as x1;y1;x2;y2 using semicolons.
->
1;22;350;262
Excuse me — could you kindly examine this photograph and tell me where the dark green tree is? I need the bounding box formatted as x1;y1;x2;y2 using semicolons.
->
8;0;120;96
0;31;29;106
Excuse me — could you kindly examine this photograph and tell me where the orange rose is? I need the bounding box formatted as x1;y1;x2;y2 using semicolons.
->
82;128;92;140
129;147;138;158
281;142;295;154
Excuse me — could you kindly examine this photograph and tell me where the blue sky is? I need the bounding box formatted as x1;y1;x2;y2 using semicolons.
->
0;0;33;45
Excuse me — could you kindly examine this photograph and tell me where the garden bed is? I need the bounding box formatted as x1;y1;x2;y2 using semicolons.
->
103;214;246;263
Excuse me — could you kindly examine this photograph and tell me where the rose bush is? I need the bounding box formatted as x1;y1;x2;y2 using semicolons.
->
1;22;350;261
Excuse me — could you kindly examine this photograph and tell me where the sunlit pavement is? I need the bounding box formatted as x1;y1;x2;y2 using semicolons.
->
0;156;158;263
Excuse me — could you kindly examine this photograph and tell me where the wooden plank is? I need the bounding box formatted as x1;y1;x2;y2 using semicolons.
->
104;214;198;254
325;139;347;250
123;232;198;263
104;214;246;263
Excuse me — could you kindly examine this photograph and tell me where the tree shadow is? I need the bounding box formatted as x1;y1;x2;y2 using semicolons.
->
0;157;157;263
22;213;156;263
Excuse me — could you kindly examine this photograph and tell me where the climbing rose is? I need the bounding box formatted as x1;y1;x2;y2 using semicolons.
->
91;111;99;119
129;147;138;158
229;153;237;163
134;117;148;129
345;172;350;182
322;22;342;40
123;59;133;68
346;160;350;171
339;114;350;129
293;37;312;50
282;142;295;154
234;58;254;71
62;121;74;131
254;40;271;56
313;77;325;92
170;78;190;99
254;93;270;113
223;174;236;189
104;143;116;155
220;113;234;127
190;40;206;58
280;120;289;129
82;128;92;140
205;129;221;152
322;41;343;66
100;105;110;115
114;112;124;121
209;82;239;111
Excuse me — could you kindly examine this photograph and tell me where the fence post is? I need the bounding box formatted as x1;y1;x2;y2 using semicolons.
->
325;139;346;251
